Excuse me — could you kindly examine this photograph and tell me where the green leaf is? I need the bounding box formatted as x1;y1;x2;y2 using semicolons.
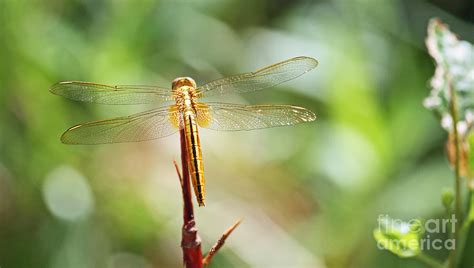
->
373;217;423;258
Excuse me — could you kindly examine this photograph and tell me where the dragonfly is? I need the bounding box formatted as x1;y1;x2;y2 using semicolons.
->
50;56;318;206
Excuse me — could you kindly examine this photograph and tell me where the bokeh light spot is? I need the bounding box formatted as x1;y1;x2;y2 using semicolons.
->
43;165;94;221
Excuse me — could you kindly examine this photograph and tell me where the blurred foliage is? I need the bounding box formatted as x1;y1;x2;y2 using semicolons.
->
1;0;474;268
379;18;474;267
441;187;454;211
373;217;423;258
424;19;474;126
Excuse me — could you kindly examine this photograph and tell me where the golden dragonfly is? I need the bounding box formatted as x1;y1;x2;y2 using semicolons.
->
50;56;318;206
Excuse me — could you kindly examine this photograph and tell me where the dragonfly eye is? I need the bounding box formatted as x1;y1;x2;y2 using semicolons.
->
172;77;197;90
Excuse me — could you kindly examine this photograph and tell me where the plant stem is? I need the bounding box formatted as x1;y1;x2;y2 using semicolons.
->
455;190;474;264
175;128;241;267
178;128;203;268
447;78;462;268
417;253;445;268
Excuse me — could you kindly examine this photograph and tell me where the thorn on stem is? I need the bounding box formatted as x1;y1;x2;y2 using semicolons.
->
173;159;184;187
203;219;242;266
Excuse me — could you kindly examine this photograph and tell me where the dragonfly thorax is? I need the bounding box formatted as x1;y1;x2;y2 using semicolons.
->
172;89;198;115
172;77;199;112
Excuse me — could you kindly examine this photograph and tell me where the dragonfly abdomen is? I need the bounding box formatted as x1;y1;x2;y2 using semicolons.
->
184;112;206;206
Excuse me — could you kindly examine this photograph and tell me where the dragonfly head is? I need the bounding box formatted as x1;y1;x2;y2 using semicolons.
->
172;77;197;92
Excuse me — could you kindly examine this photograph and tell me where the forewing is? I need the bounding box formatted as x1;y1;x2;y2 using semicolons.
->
196;102;316;131
197;56;318;97
50;81;174;104
61;106;180;144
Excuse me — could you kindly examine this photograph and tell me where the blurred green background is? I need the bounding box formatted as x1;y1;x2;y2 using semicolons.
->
1;0;474;267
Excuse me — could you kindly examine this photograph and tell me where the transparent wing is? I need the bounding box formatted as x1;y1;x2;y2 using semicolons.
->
61;106;180;144
196;102;316;131
197;56;318;97
50;81;174;104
